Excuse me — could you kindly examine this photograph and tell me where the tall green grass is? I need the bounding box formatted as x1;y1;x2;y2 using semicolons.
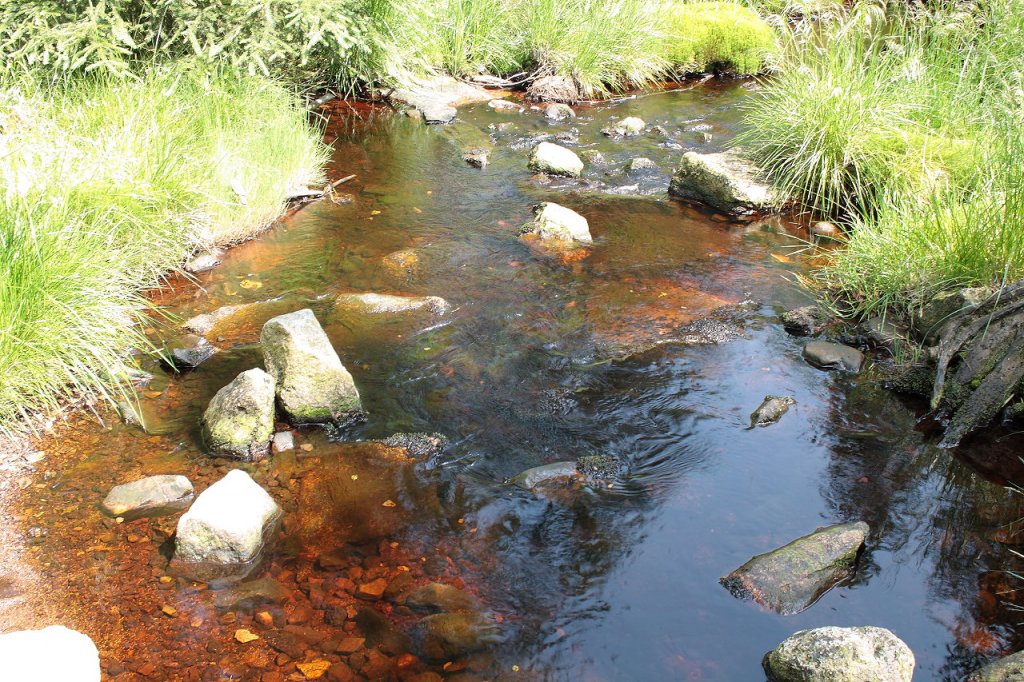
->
0;64;327;429
740;0;1024;316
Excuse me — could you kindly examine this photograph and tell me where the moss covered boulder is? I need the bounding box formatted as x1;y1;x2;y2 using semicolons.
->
967;650;1024;681
261;309;362;425
201;368;276;461
669;149;778;213
721;521;868;614
764;626;914;682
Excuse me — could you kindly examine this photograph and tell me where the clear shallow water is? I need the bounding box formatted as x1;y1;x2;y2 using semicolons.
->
9;83;1024;681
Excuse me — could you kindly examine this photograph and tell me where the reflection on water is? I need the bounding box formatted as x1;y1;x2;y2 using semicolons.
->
3;83;1024;681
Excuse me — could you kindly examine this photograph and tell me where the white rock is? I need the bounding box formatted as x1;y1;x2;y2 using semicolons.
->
604;116;645;136
101;475;194;520
528;142;584;177
669;149;778;213
174;470;281;566
0;626;100;682
272;431;295;453
544;103;575;121
522;202;592;243
261;309;362;424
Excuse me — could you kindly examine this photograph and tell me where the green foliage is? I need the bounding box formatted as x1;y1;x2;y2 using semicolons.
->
663;2;778;75
0;64;326;429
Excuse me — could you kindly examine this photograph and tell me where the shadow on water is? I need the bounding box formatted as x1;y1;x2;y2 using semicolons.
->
7;82;1024;681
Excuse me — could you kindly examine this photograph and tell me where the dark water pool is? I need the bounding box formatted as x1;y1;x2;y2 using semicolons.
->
8;82;1024;681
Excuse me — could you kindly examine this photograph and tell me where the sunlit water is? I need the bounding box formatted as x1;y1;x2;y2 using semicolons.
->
7;82;1024;681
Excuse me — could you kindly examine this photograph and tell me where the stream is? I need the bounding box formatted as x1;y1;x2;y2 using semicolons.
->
4;82;1024;681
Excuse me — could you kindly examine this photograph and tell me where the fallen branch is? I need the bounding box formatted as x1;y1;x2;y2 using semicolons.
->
329;174;357;190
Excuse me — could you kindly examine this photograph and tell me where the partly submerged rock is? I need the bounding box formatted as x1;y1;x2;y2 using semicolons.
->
462;148;490;168
416;612;500;660
749;395;796;428
528;141;584;177
803;341;865;373
669;149;778;214
261;309;362;425
521;202;592;243
392;76;491;125
526;75;581;103
603;117;645;137
0;626;100;682
213;576;290;611
508;461;579;490
544;103;576;121
488;99;520;112
201;368;276;461
781;306;828;337
721;521;869;615
101;474;194;521
184;249;222;274
967;650;1024;681
378;432;449;459
173;470;281;580
625;157;658;174
333;293;450;316
764;626;914;682
163;334;216;371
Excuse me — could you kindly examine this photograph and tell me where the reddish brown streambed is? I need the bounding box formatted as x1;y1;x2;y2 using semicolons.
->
3;84;1024;681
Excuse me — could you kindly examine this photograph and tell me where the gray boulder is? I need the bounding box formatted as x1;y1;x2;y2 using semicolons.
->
261;309;362;424
201;368;276;461
528;142;584;177
669;149;778;213
521;202;592;243
967;650;1024;681
101;475;194;521
544;103;575;121
603;116;645;137
721;521;868;615
173;470;281;573
764;626;914;682
0;626;100;682
803;341;865;373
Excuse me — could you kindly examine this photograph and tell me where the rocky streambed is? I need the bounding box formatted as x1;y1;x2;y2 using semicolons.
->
2;83;1024;681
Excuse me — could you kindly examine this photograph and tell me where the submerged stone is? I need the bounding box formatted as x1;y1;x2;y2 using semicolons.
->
163;334;216;371
967;650;1024;681
749;395;796;428
0;626;100;682
406;583;478;613
669;149;777;213
173;470;281;579
416;612;500;660
544;103;575;121
508;461;579;490
764;626;914;682
201;368;276;461
101;474;194;521
333;293;450;316
213;577;290;611
261;309;362;425
521;202;592;243
721;521;868;615
528;141;584;177
803;341;865;373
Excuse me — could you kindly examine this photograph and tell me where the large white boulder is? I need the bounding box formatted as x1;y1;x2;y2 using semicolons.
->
528;142;584;177
0;626;100;682
174;470;281;568
261;309;362;424
521;202;592;243
201;368;276;461
101;475;194;520
765;626;915;682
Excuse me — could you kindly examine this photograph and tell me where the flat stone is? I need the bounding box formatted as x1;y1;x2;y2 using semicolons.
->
335;637;365;654
184;250;222;273
528;142;584;177
173;470;281;575
803;341;865;373
521;202;591;243
764;626;914;682
967;650;1024;681
669;149;778;213
721;521;869;615
420;103;456;125
333;293;450;316
272;431;295;453
357;578;389;600
0;626;100;682
101;474;194;521
201;368;276;461
261;309;362;424
391;76;491;126
213;577;290;611
416;613;499;661
488;99;520;111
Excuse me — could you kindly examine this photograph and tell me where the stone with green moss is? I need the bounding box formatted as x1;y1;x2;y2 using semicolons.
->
669;149;779;213
765;626;914;681
201;368;276;461
967;650;1024;681
261;309;362;424
721;521;868;614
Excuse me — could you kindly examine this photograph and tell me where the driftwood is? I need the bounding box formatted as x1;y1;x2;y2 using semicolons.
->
283;174;357;202
929;282;1024;447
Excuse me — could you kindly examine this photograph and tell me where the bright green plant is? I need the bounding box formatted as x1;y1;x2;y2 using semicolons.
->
663;1;778;74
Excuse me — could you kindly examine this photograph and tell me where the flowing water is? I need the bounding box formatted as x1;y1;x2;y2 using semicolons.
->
5;83;1024;681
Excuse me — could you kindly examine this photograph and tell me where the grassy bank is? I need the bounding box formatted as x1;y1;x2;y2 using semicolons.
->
740;0;1024;317
0;64;326;428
